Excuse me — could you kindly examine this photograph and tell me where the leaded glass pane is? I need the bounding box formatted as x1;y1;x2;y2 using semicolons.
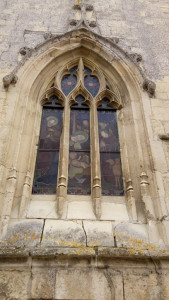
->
98;107;124;196
61;66;77;96
100;153;123;196
68;99;91;195
32;106;63;194
84;66;100;97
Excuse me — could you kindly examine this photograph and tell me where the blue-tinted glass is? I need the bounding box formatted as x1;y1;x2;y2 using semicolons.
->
61;66;77;96
84;66;100;97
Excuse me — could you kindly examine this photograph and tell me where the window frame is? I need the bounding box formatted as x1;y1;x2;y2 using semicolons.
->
34;57;123;218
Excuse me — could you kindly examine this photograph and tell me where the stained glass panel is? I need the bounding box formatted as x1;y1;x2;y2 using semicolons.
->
61;66;77;96
98;107;124;196
84;66;100;97
68;101;91;195
100;153;123;196
32;106;63;194
98;110;120;152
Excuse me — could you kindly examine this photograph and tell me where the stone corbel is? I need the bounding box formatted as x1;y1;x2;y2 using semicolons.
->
143;79;156;97
3;72;18;89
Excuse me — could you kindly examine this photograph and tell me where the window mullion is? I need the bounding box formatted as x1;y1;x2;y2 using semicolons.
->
56;99;70;217
91;101;101;219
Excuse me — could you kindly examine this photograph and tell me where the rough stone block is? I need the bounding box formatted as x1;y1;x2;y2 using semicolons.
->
31;269;56;299
114;222;149;249
0;271;30;299
55;268;111;300
0;219;43;248
42;220;86;247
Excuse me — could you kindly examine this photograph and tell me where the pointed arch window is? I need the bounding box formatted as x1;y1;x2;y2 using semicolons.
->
32;58;124;214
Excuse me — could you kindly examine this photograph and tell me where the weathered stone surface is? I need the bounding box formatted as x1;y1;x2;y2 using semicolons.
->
114;222;149;249
83;220;114;247
55;268;112;300
0;271;30;299
42;220;86;247
0;219;43;248
31;269;56;299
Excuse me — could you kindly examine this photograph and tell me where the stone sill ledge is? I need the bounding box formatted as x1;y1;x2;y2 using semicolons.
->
0;246;169;260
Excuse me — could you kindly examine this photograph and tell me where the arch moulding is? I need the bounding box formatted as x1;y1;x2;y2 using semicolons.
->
0;28;165;246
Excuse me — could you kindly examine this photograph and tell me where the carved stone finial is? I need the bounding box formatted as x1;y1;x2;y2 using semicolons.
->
3;73;18;89
143;79;156;97
86;5;93;11
73;4;81;10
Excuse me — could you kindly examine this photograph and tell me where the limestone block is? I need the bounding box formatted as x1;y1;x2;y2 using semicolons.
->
31;269;55;299
115;222;149;249
83;220;114;247
55;268;111;300
27;199;58;219
67;196;96;220
0;219;43;248
0;271;30;299
123;273;149;300
161;272;169;299
101;202;129;221
42;220;86;247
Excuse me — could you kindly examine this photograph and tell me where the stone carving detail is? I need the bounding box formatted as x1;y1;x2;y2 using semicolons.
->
129;53;142;63
143;79;156;97
70;0;97;30
19;47;32;56
3;73;18;89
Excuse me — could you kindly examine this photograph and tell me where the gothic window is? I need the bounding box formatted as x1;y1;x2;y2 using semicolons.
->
32;58;123;199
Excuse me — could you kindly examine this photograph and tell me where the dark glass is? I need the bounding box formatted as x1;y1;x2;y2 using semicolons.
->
68;96;91;195
61;66;78;96
84;66;100;97
32;104;63;194
98;103;124;196
100;153;123;196
98;110;120;152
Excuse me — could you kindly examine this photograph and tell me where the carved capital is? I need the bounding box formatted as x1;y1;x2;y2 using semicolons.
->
143;79;156;97
3;73;18;89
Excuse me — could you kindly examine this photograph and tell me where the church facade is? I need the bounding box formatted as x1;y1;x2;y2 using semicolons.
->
0;0;169;299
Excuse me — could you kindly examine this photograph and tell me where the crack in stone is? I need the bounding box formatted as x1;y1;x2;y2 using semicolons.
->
104;269;115;300
82;221;87;247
